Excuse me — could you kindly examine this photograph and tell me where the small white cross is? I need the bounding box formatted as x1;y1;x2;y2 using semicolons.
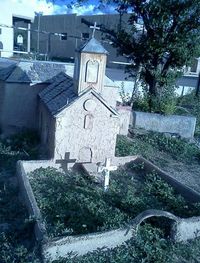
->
90;22;100;38
98;158;117;191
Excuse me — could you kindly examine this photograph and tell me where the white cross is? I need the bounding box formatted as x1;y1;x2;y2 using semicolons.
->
98;158;117;191
90;22;100;38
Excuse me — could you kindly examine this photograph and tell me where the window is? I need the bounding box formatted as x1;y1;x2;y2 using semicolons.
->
82;33;89;40
60;33;67;40
85;60;99;83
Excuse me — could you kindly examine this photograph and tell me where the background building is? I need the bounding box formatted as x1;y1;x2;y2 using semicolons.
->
31;13;131;67
0;0;34;57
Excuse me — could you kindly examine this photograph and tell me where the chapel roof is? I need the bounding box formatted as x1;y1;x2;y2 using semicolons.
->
78;37;108;55
0;59;116;86
3;60;70;83
39;72;118;117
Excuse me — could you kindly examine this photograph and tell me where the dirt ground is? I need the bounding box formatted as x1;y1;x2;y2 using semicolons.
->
152;152;200;193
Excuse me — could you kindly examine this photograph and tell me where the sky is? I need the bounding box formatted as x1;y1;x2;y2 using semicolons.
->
11;0;117;16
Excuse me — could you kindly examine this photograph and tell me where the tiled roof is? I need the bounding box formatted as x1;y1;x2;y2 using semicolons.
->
39;72;118;117
0;59;116;87
0;59;71;83
0;64;17;81
78;38;108;54
39;72;77;116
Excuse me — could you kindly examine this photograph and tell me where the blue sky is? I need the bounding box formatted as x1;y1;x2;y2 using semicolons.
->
13;0;117;15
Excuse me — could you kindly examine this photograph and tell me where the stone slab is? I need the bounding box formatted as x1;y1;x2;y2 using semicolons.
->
132;111;196;138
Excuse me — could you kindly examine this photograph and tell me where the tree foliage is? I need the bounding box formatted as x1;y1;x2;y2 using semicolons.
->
83;0;200;111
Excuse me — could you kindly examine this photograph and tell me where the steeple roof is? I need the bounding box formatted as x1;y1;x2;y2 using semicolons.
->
78;38;108;55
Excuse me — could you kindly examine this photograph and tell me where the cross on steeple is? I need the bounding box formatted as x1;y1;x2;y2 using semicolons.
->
90;22;100;38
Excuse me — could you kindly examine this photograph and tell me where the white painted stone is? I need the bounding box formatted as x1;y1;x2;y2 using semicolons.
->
174;217;200;242
43;227;133;261
98;158;117;191
86;60;99;83
84;99;97;112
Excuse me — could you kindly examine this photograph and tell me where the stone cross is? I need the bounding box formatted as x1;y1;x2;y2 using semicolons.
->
98;158;117;191
90;22;100;38
56;152;76;172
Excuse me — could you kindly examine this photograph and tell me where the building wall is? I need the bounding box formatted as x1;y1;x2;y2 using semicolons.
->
31;13;131;65
76;52;107;95
0;0;34;57
101;85;118;108
39;103;56;158
0;82;46;135
53;93;119;163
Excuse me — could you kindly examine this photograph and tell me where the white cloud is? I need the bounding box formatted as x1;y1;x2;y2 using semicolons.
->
11;0;56;15
8;0;117;16
67;4;99;15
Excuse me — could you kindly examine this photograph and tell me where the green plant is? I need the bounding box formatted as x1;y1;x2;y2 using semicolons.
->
177;91;200;136
116;132;200;164
119;82;131;105
4;129;40;158
0;233;39;263
0;130;41;262
29;164;200;239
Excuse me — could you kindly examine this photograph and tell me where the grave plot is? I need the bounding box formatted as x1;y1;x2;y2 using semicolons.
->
116;132;200;192
28;163;200;237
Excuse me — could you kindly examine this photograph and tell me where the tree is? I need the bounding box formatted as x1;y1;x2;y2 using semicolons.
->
82;0;200;112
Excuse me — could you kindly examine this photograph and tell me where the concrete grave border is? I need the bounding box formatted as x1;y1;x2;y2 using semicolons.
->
16;156;200;261
132;111;196;139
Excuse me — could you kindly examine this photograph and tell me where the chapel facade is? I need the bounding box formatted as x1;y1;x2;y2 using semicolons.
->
38;37;120;164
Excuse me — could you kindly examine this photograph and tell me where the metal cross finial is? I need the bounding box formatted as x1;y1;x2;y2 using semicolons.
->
90;22;100;38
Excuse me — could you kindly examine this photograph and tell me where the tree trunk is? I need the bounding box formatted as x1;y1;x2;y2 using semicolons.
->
145;70;157;112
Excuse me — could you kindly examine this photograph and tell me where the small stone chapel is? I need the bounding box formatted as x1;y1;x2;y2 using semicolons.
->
38;35;120;164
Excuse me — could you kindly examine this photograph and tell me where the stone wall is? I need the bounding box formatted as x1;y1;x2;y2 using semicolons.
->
39;103;56;158
0;82;46;135
132;111;196;139
54;92;120;162
102;85;118;109
117;106;131;135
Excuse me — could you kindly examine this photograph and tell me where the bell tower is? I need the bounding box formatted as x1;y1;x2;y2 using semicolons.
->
73;22;108;96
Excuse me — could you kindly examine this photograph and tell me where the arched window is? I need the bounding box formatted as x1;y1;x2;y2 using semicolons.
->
84;114;94;130
85;60;99;83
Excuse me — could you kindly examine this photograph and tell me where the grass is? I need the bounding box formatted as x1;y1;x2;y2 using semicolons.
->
0;130;40;263
29;164;200;238
116;132;200;164
28;165;200;263
1;129;200;262
176;91;200;136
